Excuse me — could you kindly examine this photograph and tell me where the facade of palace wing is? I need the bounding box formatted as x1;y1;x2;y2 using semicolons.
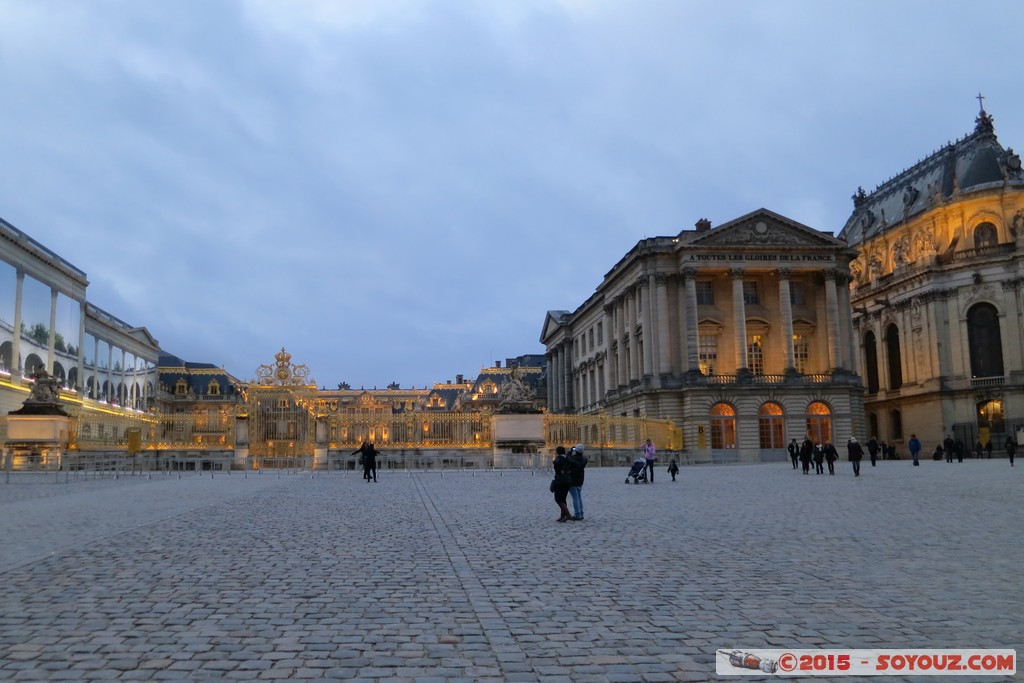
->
839;106;1024;453
542;209;865;464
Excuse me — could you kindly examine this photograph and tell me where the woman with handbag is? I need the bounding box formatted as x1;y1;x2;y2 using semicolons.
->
550;446;573;522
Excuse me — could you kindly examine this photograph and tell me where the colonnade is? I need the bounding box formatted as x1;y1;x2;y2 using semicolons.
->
547;266;858;413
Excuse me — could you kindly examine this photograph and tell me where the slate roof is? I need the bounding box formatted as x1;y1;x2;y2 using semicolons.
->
838;108;1023;243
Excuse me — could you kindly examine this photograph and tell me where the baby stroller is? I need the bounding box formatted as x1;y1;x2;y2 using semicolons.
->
625;457;648;484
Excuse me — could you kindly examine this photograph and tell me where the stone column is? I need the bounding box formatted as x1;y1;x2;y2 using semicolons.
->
547;349;557;411
655;275;671;377
11;269;24;375
731;268;748;370
680;268;700;372
47;288;58;373
563;341;574;410
629;287;641;382
642;276;655;379
76;300;86;393
603;306;614;392
777;269;795;371
618;298;628;387
824;270;842;370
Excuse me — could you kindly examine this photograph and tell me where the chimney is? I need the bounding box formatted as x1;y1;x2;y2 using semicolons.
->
495;360;502;368
695;218;712;232
456;374;464;384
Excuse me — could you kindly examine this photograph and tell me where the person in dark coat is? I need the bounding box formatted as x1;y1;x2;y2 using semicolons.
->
1005;436;1017;467
788;438;800;469
813;442;825;475
943;435;955;463
353;442;380;482
847;437;864;477
985;440;993;459
551;446;573;522
955;438;965;463
824;441;838;475
799;437;813;475
667;459;680;482
867;436;879;466
566;444;588;521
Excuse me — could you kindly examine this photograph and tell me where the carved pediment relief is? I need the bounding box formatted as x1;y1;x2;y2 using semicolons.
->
688;210;843;249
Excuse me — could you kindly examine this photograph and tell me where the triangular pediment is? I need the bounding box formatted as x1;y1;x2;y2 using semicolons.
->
685;209;846;249
540;310;571;343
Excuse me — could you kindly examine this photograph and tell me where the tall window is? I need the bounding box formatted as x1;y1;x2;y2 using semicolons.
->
747;334;764;375
884;324;902;390
890;409;903;440
696;281;715;305
698;334;718;375
710;402;737;449
793;334;809;373
868;412;879;441
758;402;785;449
967;303;1004;378
789;281;806;306
974;222;998;249
864;331;879;393
743;281;760;305
596;322;603;346
805;401;832;445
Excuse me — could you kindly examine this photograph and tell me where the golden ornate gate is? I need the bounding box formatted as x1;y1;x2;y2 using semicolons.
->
243;348;317;469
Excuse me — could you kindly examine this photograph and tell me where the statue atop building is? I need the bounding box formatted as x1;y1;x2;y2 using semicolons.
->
9;366;69;416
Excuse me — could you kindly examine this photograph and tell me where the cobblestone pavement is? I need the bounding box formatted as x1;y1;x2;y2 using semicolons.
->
0;460;1019;682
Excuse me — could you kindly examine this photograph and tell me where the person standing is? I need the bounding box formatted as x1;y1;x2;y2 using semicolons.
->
667;459;680;482
1005;436;1017;466
787;438;800;469
975;441;984;459
955;438;965;463
943;435;955;463
799;436;813;475
867;436;879;466
848;437;864;477
551;446;573;522
353;442;380;482
642;438;656;483
985;440;993;459
824;441;837;475
908;434;922;466
566;443;588;521
813;442;825;475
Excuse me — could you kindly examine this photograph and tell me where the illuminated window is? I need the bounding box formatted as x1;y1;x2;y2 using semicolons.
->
747;335;764;375
175;378;188;396
805;401;832;445
977;399;1005;433
710;403;737;449
698;335;718;375
793;334;809;373
208;380;220;396
758;402;785;449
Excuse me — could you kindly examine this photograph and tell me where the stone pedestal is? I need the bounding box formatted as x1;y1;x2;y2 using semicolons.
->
3;415;71;472
491;413;545;468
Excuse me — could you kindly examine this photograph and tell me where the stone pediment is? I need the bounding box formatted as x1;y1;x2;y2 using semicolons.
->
540;310;571;343
686;209;845;249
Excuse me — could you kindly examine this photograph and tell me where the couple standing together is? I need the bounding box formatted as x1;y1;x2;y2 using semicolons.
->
552;444;588;522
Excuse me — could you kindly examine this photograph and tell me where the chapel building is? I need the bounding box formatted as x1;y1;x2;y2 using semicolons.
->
838;104;1024;452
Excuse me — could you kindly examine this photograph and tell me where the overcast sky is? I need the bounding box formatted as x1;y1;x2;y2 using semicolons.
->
2;1;1023;389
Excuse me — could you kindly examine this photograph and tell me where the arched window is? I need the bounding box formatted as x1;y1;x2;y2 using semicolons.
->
863;331;879;393
710;402;737;449
977;399;1005;434
805;401;832;445
974;222;998;249
25;353;44;375
884;324;902;390
0;341;13;371
967;303;1004;378
758;402;785;449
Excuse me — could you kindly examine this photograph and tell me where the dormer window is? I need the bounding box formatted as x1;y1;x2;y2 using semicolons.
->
175;378;188;396
208;380;220;396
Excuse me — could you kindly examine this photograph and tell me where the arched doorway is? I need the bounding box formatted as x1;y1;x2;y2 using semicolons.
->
758;402;786;462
